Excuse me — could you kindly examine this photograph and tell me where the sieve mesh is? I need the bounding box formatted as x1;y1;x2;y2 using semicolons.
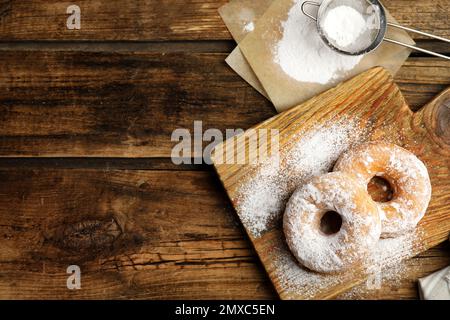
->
317;0;384;55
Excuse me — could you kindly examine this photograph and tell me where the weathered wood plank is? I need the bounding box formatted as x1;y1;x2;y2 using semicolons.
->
0;51;274;157
0;157;207;170
396;58;450;107
382;0;450;40
0;52;448;158
0;0;230;41
0;0;447;41
0;168;447;299
0;169;275;299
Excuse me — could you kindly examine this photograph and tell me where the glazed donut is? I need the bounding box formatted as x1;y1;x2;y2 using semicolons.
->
283;172;381;273
334;142;432;238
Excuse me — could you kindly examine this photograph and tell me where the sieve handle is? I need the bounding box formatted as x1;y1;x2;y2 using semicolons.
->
383;38;450;60
387;22;450;44
301;1;320;21
384;22;450;60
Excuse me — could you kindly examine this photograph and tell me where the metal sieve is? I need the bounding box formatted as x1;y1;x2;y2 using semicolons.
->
301;0;450;60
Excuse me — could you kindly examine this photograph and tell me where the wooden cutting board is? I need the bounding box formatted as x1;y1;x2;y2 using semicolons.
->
212;67;450;299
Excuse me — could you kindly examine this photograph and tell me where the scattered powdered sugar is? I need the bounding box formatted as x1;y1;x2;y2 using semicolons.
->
273;228;423;299
238;7;256;34
237;164;286;236
274;0;363;84
273;245;345;298
338;230;424;299
285;121;365;179
244;21;255;32
367;230;423;271
234;118;428;298
236;119;365;238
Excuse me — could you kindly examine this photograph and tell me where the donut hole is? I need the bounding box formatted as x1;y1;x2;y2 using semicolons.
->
368;176;394;203
320;211;343;235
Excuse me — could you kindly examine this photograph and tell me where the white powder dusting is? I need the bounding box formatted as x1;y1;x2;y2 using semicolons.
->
321;6;367;49
273;244;345;298
338;230;424;299
334;142;432;238
234;118;428;298
273;228;423;299
239;8;256;33
237;163;286;236
285;121;364;178
274;0;363;84
236;118;365;238
367;230;423;272
244;22;255;32
284;172;381;273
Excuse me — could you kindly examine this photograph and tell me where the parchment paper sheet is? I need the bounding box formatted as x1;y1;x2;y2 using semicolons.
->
220;0;415;112
219;0;273;98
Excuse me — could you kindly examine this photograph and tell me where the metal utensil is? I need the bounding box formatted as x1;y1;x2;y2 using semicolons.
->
301;0;450;60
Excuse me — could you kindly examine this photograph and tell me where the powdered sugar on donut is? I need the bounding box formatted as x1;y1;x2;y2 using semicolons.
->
334;142;432;237
284;173;381;273
231;120;429;297
381;148;431;236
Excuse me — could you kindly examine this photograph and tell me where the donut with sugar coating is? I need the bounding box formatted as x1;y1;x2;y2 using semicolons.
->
283;172;381;273
334;142;432;238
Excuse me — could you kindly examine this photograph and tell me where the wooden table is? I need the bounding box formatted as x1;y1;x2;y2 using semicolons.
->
0;0;448;300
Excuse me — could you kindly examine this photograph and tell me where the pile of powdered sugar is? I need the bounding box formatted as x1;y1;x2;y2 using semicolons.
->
321;5;369;50
274;0;363;84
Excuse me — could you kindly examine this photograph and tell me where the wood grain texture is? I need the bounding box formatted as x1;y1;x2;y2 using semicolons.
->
0;166;447;299
0;0;447;300
212;67;450;299
0;0;447;40
0;52;448;157
0;168;276;299
0;51;273;157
